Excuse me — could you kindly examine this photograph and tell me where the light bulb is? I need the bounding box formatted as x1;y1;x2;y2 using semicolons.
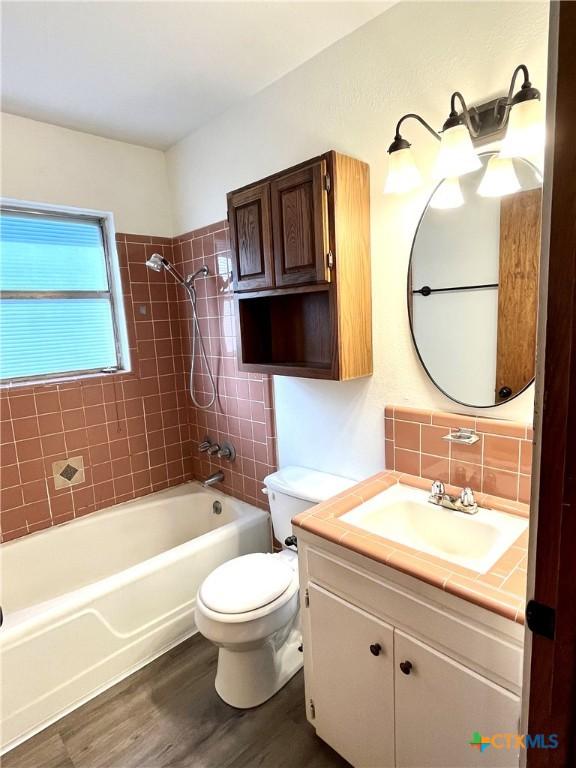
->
429;177;464;209
477;155;521;197
433;124;481;180
384;147;422;194
500;98;545;159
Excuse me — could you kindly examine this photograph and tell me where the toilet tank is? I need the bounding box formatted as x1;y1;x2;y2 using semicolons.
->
263;466;356;546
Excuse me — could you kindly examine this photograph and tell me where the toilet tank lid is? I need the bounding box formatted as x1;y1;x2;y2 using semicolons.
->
263;466;357;503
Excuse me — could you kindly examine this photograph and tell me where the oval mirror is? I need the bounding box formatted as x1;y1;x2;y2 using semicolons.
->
408;152;542;408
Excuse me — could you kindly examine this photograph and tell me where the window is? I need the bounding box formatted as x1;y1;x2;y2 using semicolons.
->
0;205;130;384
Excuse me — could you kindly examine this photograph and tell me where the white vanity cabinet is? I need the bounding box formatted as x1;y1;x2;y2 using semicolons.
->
394;631;520;768
308;584;395;767
298;534;524;768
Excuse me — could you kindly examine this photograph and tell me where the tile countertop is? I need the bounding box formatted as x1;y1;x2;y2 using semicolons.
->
292;471;529;625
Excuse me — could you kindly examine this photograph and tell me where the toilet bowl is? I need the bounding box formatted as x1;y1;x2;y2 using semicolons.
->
195;466;356;708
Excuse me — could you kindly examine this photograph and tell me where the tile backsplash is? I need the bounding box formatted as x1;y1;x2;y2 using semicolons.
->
0;223;276;543
385;405;533;504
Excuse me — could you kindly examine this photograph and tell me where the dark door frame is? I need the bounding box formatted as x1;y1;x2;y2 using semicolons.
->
526;2;576;765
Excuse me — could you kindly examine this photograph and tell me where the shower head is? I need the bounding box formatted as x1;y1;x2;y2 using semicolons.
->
145;253;165;272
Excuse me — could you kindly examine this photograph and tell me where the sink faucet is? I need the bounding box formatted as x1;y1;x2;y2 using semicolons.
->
428;480;478;515
202;471;224;487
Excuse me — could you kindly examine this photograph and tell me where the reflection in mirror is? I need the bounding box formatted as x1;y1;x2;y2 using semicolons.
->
408;153;542;408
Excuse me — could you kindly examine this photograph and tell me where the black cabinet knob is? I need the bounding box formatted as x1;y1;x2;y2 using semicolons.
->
499;386;512;399
369;643;382;656
399;660;413;675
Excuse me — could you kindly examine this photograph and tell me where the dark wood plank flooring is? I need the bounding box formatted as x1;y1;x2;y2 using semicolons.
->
4;634;349;768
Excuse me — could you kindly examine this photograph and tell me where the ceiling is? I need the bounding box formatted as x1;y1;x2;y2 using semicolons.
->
1;1;391;150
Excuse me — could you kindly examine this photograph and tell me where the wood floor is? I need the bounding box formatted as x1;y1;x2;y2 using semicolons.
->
4;635;349;768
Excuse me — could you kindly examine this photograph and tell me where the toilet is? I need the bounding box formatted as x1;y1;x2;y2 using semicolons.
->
195;465;356;709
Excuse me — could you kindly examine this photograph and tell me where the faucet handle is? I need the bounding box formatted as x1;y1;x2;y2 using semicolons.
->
207;443;220;455
460;487;476;507
431;480;445;497
198;440;211;452
217;441;236;461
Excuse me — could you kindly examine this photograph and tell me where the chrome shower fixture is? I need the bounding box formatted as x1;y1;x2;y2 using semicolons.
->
145;253;165;272
144;253;216;410
145;252;187;287
186;265;210;286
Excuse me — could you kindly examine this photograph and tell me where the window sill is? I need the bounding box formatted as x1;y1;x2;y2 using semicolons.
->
0;367;133;391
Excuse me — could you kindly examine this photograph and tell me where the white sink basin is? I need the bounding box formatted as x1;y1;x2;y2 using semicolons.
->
340;484;527;574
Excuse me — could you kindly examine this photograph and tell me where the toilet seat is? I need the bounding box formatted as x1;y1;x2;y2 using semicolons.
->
196;552;299;629
199;553;293;615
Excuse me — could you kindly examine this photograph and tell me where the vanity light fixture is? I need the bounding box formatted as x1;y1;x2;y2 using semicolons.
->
477;155;521;198
383;136;423;194
499;64;545;158
433;92;482;180
384;113;440;195
384;64;543;196
429;177;464;209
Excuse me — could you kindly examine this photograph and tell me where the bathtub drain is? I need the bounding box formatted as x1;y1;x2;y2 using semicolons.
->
212;500;222;515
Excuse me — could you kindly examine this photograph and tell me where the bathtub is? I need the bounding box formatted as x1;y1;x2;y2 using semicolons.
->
0;482;271;754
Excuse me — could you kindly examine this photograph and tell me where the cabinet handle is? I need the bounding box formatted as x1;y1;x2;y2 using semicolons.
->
369;643;382;656
399;660;413;675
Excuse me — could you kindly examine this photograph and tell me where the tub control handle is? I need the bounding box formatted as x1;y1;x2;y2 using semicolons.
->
217;441;236;462
370;643;382;656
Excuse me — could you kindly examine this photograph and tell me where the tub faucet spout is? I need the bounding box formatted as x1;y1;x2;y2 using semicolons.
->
202;471;224;487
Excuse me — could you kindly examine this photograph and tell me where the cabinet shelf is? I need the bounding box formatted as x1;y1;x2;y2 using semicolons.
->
236;289;334;379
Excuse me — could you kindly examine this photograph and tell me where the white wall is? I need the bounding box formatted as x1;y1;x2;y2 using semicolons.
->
1;113;173;236
166;1;548;479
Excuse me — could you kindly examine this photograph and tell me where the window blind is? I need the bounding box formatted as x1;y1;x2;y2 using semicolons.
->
0;210;122;382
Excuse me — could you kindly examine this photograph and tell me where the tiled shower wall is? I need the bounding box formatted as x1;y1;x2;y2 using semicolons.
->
171;222;277;505
385;405;533;504
0;224;276;543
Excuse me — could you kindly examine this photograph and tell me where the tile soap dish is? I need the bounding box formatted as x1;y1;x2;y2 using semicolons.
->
442;427;480;445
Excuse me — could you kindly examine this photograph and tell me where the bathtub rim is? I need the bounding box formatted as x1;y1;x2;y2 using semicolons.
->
0;480;261;551
1;482;271;635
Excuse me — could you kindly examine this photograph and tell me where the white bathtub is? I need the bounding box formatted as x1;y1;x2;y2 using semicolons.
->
0;482;271;754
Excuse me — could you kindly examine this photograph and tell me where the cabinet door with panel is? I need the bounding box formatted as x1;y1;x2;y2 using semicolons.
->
394;629;520;768
228;183;274;291
271;160;330;287
307;584;395;768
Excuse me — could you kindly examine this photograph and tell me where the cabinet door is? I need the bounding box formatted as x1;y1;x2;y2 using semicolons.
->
271;160;329;287
307;584;395;767
228;183;274;291
394;630;520;768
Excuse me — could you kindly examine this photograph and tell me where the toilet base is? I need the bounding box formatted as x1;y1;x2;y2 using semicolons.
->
214;620;302;709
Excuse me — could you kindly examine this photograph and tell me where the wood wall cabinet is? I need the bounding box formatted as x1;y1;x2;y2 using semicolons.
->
271;159;329;288
227;151;372;380
228;183;274;292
